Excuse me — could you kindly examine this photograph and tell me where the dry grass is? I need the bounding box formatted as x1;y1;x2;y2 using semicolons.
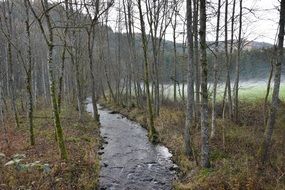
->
0;105;101;190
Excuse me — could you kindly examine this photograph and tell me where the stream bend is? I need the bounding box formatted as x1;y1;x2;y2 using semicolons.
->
86;101;176;190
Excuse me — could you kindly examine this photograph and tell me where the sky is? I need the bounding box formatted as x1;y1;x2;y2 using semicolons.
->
241;0;279;44
49;0;280;45
107;0;280;45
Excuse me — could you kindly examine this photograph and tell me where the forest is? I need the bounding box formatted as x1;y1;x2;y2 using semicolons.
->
0;0;284;189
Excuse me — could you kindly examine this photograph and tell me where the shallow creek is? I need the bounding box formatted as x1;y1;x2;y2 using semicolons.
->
86;101;176;190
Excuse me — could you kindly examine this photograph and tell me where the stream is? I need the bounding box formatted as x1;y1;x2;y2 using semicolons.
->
86;100;176;190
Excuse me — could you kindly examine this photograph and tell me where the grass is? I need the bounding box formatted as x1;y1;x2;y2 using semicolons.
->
0;104;101;190
160;82;285;102
230;83;285;102
101;99;285;190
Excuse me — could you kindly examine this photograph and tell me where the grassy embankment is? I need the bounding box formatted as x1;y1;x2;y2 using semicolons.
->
0;103;101;190
101;98;285;189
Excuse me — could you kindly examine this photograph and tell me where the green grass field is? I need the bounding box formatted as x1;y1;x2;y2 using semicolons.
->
161;81;285;102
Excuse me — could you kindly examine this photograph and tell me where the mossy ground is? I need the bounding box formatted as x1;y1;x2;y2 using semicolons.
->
101;100;285;190
0;104;101;190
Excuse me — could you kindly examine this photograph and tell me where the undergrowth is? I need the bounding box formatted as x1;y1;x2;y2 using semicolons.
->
101;100;285;190
0;104;100;190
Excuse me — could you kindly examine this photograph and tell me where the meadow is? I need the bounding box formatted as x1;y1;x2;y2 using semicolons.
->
161;80;285;102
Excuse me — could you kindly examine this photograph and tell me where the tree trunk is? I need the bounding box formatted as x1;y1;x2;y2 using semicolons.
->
200;0;210;168
172;4;178;102
138;0;158;143
28;0;68;160
260;0;285;164
87;31;100;122
24;0;35;145
211;0;221;138
223;0;233;120
193;0;200;122
58;0;69;113
0;82;9;147
185;0;194;157
263;59;274;127
4;1;20;128
233;0;242;123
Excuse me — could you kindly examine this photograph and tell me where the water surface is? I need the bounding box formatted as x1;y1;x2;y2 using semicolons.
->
86;101;176;190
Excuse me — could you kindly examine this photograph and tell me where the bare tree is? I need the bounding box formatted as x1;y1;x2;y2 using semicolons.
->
0;79;8;147
83;0;113;122
233;0;242;123
200;0;210;168
222;0;233;120
211;0;221;138
24;0;35;145
27;0;68;160
1;1;20;128
171;0;178;103
145;0;172;115
193;0;200;122
57;0;69;113
137;0;158;143
260;0;285;164
184;0;194;157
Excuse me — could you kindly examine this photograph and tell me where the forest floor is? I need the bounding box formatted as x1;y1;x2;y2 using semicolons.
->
0;104;101;190
101;100;285;190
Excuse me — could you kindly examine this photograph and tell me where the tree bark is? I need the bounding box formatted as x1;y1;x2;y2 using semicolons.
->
223;0;233;120
185;0;194;157
58;0;69;113
211;0;221;138
233;0;242;123
28;0;68;160
24;0;35;146
260;0;285;164
193;0;200;122
4;1;20;128
200;0;210;168
0;81;9;147
138;0;158;143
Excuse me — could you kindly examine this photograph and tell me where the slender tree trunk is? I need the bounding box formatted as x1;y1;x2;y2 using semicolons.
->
24;0;35;145
193;0;200;122
28;0;68;160
87;30;100;122
200;0;210;168
58;0;69;113
185;0;194;157
172;3;178;102
138;0;158;143
0;82;9;147
263;59;274;127
224;0;233;120
47;23;68;161
211;0;221;138
105;12;116;102
73;52;83;120
4;1;20;128
33;67;37;107
233;0;242;123
260;0;285;164
229;0;236;121
41;60;48;104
